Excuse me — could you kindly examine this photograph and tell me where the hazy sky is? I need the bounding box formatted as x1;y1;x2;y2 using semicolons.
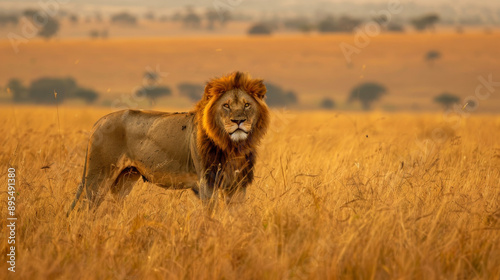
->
1;0;499;6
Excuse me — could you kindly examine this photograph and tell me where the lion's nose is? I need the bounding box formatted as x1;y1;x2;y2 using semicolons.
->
231;119;246;125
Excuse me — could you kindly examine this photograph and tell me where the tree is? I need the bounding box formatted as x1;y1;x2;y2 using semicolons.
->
38;17;60;39
387;22;405;32
265;83;298;107
248;22;272;35
177;83;204;102
205;8;219;30
425;50;441;67
183;7;201;28
320;98;336;110
7;79;28;102
137;86;172;103
348;82;387;110
144;12;155;21
0;14;19;26
318;16;337;32
337;16;361;32
411;14;439;32
74;88;99;104
144;71;159;84
434;92;460;110
69;14;78;24
28;77;78;103
111;12;137;25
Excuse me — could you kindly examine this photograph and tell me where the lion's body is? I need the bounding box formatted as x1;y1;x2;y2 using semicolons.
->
68;72;270;215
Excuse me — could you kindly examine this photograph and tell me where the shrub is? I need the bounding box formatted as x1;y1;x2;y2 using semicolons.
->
320;98;336;110
248;23;272;35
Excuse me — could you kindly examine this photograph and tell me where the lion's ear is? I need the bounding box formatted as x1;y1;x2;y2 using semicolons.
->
254;79;267;100
203;81;214;100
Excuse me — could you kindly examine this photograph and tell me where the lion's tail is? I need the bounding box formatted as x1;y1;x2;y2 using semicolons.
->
67;146;88;217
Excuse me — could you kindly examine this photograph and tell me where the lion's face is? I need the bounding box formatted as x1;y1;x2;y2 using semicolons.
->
214;89;260;142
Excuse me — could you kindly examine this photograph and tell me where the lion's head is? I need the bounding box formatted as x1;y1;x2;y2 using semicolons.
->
195;72;270;153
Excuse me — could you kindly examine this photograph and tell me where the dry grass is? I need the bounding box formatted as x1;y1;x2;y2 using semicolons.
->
1;105;500;279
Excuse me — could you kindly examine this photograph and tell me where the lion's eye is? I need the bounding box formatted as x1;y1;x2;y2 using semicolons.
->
245;103;250;108
223;104;230;109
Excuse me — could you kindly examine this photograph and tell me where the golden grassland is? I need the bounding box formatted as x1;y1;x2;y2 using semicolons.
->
0;105;499;279
1;32;500;110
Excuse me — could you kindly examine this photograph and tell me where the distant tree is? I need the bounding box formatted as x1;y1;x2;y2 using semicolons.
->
144;71;159;84
434;92;460;110
337;16;362;32
318;15;337;32
387;22;405;32
0;14;19;26
205;8;219;30
171;12;183;22
144;12;155;21
248;22;272;35
137;86;172;103
183;7;201;28
7;79;28;102
411;14;439;32
89;29;108;39
265;83;298;107
425;50;441;67
177;83;204;102
320;98;336;110
23;9;38;19
111;12;137;25
28;77;78;103
69;14;78;24
9;77;100;104
74;88;99;104
38;17;60;39
348;82;387;110
89;29;100;39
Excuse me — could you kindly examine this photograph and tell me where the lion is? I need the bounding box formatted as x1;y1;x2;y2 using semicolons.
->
67;72;270;215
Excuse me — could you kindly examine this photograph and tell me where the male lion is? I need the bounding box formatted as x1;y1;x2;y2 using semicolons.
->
67;72;270;215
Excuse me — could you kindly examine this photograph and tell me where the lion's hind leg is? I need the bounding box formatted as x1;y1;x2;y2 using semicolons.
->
110;167;141;202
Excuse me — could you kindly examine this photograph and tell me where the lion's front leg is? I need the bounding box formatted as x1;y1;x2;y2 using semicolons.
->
199;178;218;208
